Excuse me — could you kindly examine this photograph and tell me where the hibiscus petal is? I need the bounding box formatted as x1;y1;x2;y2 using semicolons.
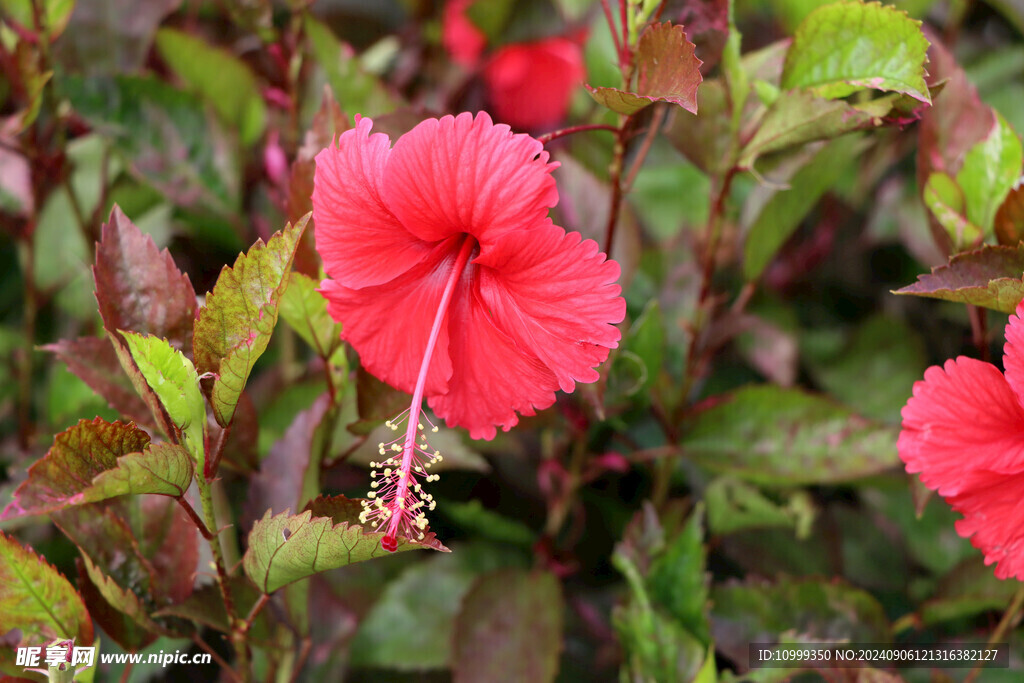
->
899;357;1024;496
383;112;559;247
319;239;458;397
475;223;625;392
428;281;558;440
1001;299;1024;408
947;470;1024;580
313;116;434;288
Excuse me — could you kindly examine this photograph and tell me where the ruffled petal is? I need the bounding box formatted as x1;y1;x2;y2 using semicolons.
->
318;239;459;397
383;112;559;247
313;116;434;288
947;470;1024;580
1001;299;1024;407
428;277;558;440
475;222;625;392
899;357;1024;496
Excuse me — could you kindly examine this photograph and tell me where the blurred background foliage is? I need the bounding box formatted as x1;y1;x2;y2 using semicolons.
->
1;0;1023;681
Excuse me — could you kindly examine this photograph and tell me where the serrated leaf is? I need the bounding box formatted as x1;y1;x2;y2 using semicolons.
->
82;443;193;501
956;112;1023;234
193;216;309;427
43;337;152;426
587;22;703;115
0;533;93;675
452;570;562;683
892;243;1024;313
93;205;197;349
781;1;930;103
743;135;861;280
154;27;266;146
279;272;342;359
681;385;898;485
121;332;205;466
2;419;151;518
243;506;449;594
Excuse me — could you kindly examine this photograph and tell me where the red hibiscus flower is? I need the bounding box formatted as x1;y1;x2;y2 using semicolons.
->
312;111;624;549
899;300;1024;579
441;1;585;130
483;36;586;131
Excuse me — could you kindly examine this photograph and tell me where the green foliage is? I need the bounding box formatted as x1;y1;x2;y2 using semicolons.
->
781;1;931;102
894;243;1024;312
193;216;308;426
243;499;449;593
682;385;898;485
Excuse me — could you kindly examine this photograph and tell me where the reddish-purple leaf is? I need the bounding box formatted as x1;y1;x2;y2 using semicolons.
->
893;243;1024;313
995;185;1024;247
94;205;197;350
3;418;150;518
76;558;158;652
244;394;331;527
587;22;703;115
42;336;152;426
452;570;563;683
0;533;94;676
53;496;198;631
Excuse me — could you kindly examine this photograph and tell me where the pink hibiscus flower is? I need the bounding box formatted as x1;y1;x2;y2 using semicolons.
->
899;300;1024;579
312;111;624;549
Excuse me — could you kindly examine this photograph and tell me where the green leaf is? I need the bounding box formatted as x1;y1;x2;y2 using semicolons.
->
243;504;449;594
647;506;711;645
3;418;149;518
665;79;732;176
193;216;309;427
957;112;1023;235
0;533;93;676
711;576;890;657
918;559;1021;626
464;0;515;41
154;27;267;146
350;544;527;669
805;314;927;423
0;0;75;39
781;1;930;103
892;243;1024;313
279;272;342;359
681;385;898;485
739;88;929;168
588;22;703;115
613;599;708;683
452;570;562;683
303;15;399;117
923;171;980;248
437;499;535;547
61;76;237;213
121;332;205;466
743;135;862;280
706;477;816;538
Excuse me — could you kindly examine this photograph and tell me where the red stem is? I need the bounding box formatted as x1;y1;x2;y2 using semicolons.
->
537;123;619;145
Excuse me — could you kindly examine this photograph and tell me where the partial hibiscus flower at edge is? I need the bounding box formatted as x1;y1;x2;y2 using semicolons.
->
899;299;1024;580
312;111;625;550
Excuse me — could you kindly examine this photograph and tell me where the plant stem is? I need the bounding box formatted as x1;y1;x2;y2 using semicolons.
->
196;476;248;680
177;497;213;540
964;584;1024;683
536;123;619;145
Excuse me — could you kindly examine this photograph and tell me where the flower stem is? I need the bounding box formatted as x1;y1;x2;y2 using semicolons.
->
965;584;1024;683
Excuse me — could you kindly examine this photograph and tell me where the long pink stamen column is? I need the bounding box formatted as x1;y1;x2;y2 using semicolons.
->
359;236;477;551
